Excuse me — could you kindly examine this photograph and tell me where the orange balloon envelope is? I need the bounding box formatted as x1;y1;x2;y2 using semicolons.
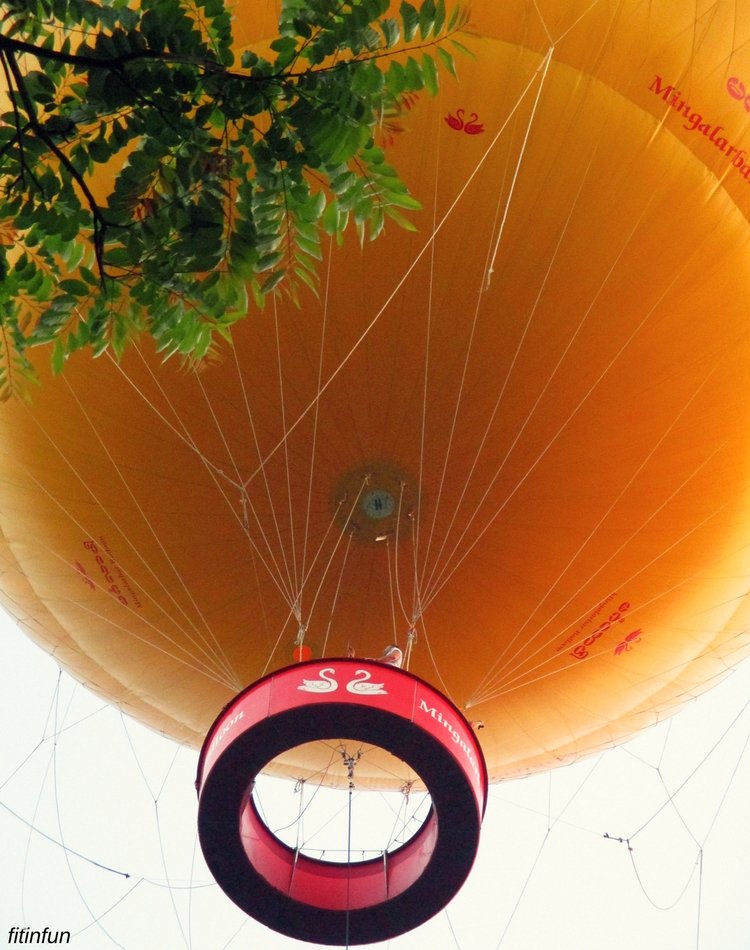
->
2;0;750;788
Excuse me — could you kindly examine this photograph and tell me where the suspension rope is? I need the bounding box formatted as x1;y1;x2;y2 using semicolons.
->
22;395;241;686
484;47;554;290
242;51;558;493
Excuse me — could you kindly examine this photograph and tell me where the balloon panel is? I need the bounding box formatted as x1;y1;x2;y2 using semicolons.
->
2;0;750;786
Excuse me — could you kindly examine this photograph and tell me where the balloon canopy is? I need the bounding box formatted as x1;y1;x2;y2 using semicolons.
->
2;0;750;788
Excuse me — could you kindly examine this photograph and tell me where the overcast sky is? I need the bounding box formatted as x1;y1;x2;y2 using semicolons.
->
2;612;750;950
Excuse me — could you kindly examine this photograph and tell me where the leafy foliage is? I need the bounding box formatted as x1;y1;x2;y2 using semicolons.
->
0;0;469;396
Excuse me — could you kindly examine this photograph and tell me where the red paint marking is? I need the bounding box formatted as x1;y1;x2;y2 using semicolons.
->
569;602;631;659
614;629;643;656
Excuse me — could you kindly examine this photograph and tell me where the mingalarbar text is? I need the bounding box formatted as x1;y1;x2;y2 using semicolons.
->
649;75;750;185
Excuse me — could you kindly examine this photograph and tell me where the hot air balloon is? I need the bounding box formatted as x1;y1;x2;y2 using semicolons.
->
2;0;750;943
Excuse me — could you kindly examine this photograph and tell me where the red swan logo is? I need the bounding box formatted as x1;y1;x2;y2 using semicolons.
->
444;108;485;134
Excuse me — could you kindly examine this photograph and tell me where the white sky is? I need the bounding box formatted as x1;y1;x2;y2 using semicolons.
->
2;610;750;950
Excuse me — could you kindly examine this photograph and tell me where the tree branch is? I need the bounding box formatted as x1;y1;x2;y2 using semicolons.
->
0;49;42;192
2;45;111;286
0;31;216;72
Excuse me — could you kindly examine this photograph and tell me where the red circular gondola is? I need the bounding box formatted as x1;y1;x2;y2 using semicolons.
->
196;659;487;945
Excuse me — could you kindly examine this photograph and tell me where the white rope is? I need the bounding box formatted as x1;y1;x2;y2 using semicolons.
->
484;46;554;290
299;239;335;617
241;50;560;492
418;183;668;612
321;531;355;658
471;373;727;700
228;343;300;608
418;141;599;604
300;478;369;640
16;411;241;687
108;350;299;608
272;294;301;598
467;498;731;706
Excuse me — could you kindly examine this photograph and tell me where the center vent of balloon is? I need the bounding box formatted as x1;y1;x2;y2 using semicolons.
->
334;462;417;543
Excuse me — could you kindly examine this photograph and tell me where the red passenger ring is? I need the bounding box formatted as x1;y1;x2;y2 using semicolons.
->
196;658;488;946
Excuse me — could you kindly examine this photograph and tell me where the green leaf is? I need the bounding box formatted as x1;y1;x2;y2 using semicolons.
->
386;60;407;95
321;199;341;234
450;37;476;59
422;53;439;96
433;0;446;36
381;17;400;47
294;265;319;295
260;270;285;294
400;1;419;41
437;46;457;79
256;251;284;272
58;279;90;295
51;338;66;374
418;0;436;39
384;206;418;230
404;56;424;91
88;138;112;163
